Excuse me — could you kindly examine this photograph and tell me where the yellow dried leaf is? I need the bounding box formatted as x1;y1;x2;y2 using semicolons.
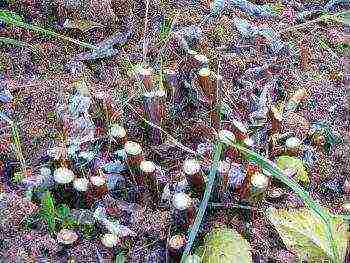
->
267;208;348;262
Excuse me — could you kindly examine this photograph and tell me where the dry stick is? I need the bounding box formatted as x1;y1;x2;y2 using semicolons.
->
216;58;222;130
198;68;220;130
142;0;151;64
278;11;349;34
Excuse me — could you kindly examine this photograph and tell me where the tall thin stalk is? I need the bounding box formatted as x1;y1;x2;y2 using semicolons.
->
142;0;151;64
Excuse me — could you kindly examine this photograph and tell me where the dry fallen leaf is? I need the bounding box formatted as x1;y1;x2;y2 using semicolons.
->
63;18;104;32
267;208;348;262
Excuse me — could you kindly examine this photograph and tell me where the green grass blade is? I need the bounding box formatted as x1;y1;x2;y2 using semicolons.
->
0;10;96;50
10;122;27;173
181;142;223;262
41;191;56;233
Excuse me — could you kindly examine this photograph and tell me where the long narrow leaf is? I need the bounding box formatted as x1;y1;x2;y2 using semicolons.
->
0;10;96;50
181;142;223;262
10;123;27;173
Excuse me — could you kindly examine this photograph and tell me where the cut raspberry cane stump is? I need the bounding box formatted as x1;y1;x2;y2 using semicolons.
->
197;68;219;130
109;124;127;150
168;234;186;262
267;107;282;135
101;233;120;255
72;177;89;209
124;141;147;202
53;167;76;207
187;51;209;71
87;173;108;207
218;129;239;161
163;68;181;105
240;165;270;205
57;229;79;246
181;50;209;81
172;192;196;232
216;160;231;201
183;159;204;197
285;136;302;157
139;160;157;193
143;89;166;146
138;67;153;91
231;119;249;141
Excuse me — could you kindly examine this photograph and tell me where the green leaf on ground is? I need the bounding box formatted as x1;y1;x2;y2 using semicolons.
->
200;227;252;263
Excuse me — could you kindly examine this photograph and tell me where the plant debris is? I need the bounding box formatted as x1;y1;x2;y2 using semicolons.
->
0;0;349;262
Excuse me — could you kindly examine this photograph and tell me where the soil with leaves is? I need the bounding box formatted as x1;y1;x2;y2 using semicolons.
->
0;0;349;262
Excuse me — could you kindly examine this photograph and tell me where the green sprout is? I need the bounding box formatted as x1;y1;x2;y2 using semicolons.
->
159;16;172;43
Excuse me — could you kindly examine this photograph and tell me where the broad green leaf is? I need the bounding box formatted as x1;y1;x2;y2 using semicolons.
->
276;156;309;183
267;208;348;262
201;227;252;263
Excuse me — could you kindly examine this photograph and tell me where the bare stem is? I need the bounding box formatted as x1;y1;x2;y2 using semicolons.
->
142;0;151;64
